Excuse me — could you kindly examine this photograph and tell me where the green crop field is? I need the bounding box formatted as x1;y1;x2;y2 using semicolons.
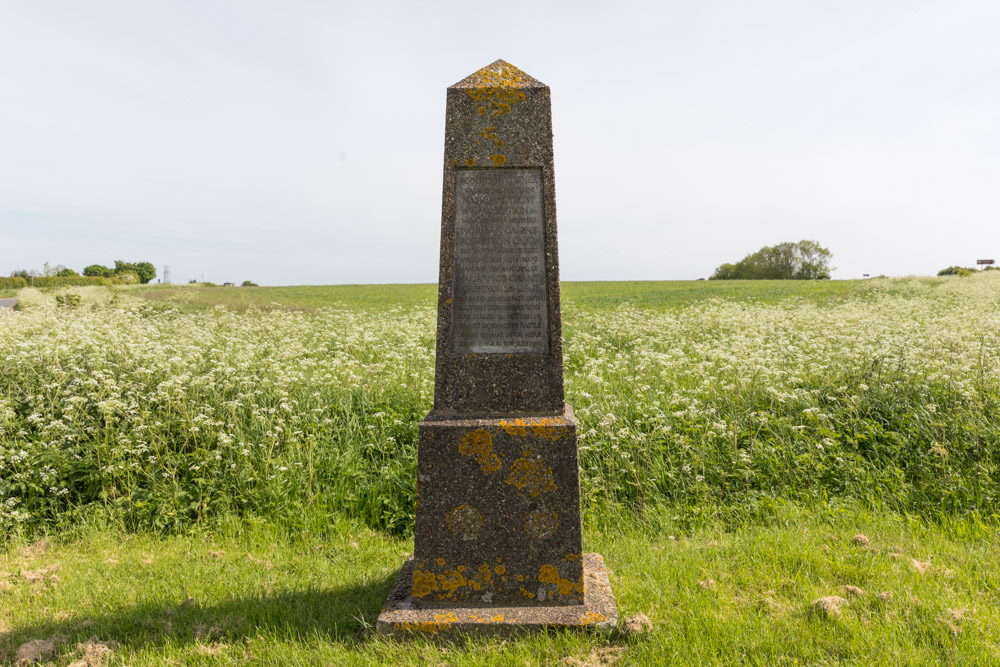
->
2;276;999;665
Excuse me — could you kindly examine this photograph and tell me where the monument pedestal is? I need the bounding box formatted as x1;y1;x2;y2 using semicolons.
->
377;60;616;637
377;553;617;637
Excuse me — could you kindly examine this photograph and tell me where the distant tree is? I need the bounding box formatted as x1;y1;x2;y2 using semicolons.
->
937;266;976;276
241;280;259;287
83;264;115;277
55;267;79;277
10;269;31;279
114;260;156;284
710;240;833;280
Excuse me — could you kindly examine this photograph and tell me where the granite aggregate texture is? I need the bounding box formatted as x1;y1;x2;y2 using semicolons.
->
433;59;564;416
377;553;618;638
413;405;583;607
379;60;616;638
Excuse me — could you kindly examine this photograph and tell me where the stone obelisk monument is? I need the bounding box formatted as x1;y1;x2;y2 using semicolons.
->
377;60;617;636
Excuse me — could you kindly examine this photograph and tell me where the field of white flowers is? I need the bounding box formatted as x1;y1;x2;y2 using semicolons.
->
2;276;999;541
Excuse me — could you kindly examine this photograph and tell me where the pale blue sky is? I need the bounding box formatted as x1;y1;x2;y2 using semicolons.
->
2;1;998;284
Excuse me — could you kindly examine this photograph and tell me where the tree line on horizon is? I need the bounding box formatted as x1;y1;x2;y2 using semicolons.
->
710;240;833;280
10;260;156;284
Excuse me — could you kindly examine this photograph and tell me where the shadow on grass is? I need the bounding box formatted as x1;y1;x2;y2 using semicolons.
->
0;572;395;659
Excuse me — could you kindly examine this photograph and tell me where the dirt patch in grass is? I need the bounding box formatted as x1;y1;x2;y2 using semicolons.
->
15;634;66;665
20;563;61;584
564;646;626;666
810;596;847;620
19;539;49;561
67;639;114;666
844;585;866;598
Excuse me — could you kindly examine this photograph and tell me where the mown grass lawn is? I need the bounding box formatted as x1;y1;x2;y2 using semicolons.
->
2;508;997;665
2;276;999;664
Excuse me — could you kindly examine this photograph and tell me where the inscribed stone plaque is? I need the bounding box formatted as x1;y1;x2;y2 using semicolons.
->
451;168;548;354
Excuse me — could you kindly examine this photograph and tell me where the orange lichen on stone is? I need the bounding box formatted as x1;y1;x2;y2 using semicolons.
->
394;611;459;633
438;568;468;595
577;611;608;625
494;564;506;575
479;126;504;147
465;158;476;167
538;564;584;596
412;568;438;597
436;558;446;566
506;456;557;497
489;154;507;166
459;429;502;473
501;417;567;441
464;62;528;118
492;614;504;622
501;419;529;436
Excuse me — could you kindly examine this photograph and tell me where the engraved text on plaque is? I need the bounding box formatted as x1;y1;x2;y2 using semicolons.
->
451;168;548;354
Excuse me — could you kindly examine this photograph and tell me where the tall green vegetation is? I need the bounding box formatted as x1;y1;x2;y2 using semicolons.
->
711;240;832;280
83;264;115;277
1;275;998;540
113;260;156;284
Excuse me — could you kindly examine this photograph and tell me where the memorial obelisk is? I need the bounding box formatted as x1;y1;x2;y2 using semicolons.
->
378;60;617;636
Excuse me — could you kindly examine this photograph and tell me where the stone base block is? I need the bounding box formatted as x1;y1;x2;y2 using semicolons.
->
377;553;617;638
414;405;583;607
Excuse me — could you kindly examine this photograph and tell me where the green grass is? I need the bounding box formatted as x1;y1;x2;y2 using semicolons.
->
132;283;440;312
133;277;879;313
2;275;999;663
2;507;997;665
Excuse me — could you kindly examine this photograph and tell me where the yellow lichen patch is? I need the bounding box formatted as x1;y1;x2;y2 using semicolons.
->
501;419;528;437
479;126;504;147
565;552;580;561
538;564;584;596
465;158;476;167
506;456;557;497
459;429;502;473
529;417;568;441
494;564;506;575
577;611;608;625
501;417;567;441
492;614;504;622
393;610;461;634
477;562;493;584
489;154;507;166
438;569;467;595
465;69;527;117
436;558;446;566
412;569;438;597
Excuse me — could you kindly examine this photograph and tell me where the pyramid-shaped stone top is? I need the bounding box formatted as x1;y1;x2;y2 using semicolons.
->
450;59;547;89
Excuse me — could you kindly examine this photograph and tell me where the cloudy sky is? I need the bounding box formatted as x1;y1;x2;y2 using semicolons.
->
2;1;998;284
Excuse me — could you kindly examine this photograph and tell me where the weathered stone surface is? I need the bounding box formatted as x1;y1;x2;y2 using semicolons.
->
377;553;618;638
452;169;548;355
413;405;582;607
378;59;615;638
433;59;564;417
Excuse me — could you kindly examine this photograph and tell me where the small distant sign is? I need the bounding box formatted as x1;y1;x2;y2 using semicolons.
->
977;259;995;266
